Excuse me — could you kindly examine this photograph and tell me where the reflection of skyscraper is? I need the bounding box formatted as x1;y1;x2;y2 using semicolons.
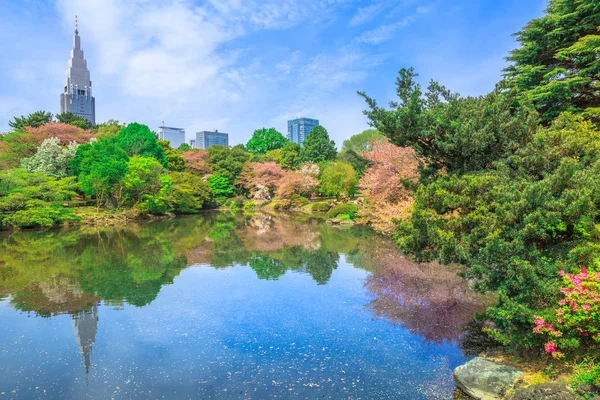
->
71;304;98;379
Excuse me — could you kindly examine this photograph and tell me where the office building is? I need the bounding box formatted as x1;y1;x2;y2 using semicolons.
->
194;131;229;149
158;126;185;148
287;118;319;146
60;19;95;125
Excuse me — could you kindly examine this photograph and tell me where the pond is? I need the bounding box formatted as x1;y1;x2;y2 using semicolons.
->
0;212;490;399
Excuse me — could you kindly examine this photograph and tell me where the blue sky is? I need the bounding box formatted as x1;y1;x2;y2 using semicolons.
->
0;0;546;146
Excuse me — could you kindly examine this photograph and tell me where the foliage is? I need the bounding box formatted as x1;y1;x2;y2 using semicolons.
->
327;203;359;219
503;0;600;123
20;137;79;178
207;145;252;183
266;142;301;170
121;156;165;206
182;149;212;176
55;112;92;130
246;128;288;155
337;149;371;177
158;140;185;171
341;129;384;153
318;160;357;198
312;202;332;212
116;123;166;166
8;111;52;131
95;120;124;138
178;143;192;152
169;171;213;213
533;267;600;359
359;67;538;177
357;139;419;233
207;175;234;197
276;170;318;199
71;137;129;207
0;122;92;169
238;162;284;197
3;205;79;228
300;125;337;164
138;174;172;215
272;194;309;210
0;169;78;212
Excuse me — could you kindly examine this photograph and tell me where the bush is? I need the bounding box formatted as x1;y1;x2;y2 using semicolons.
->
244;201;256;210
327;203;359;219
229;197;244;210
272;195;309;210
312;202;331;212
170;171;213;213
3;206;80;228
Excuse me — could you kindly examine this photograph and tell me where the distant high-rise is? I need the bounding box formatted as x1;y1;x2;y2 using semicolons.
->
287;118;319;146
60;17;95;125
71;304;98;379
158;126;185;148
194;131;229;149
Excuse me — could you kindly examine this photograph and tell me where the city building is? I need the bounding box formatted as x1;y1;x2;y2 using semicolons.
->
158;125;185;148
287;118;319;146
194;130;229;149
189;139;196;148
60;18;95;125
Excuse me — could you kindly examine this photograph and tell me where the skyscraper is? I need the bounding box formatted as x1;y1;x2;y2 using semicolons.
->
157;125;185;148
287;118;319;146
194;131;229;149
60;17;95;125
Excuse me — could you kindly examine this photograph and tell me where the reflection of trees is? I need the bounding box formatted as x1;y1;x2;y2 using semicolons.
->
361;238;494;344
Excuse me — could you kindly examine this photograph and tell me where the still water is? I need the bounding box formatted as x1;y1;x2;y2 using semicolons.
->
0;212;489;399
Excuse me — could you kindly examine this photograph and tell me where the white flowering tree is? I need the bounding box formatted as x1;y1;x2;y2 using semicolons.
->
21;137;79;178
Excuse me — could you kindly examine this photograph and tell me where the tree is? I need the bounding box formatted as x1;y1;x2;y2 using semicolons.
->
169;171;213;213
116;123;166;166
121;156;165;205
300;125;337;163
207;145;252;183
238;162;285;197
71;137;129;207
276;170;318;199
359;68;538;177
318;160;357;198
266;142;301;170
95;120;124;138
207;175;234;197
337;150;371;177
158;140;185;171
182;150;212;176
56;112;92;130
20;137;79;178
357;139;419;232
503;0;600;122
8;111;52;131
177;143;192;152
341;129;384;153
246;128;288;155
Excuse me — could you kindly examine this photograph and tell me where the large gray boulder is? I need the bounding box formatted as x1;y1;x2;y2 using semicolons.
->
453;357;524;399
510;383;576;400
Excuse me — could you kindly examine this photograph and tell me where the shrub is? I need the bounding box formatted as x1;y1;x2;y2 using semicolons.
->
312;202;331;212
229;197;244;210
207;175;234;197
532;266;600;359
318;161;357;198
327;203;359;219
272;195;309;210
170;171;213;213
3;206;80;228
244;201;256;210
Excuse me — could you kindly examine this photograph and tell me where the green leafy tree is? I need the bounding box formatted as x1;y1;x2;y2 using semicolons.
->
95;120;124;138
503;0;600;122
207;145;252;183
121;156;165;205
169;171;213;213
71;138;129;207
337;149;371;177
177;143;192;152
318;160;357;198
207;175;234;197
266;142;301;169
116;123;166;166
246;128;288;155
20;137;79;178
8;111;53;131
55;112;92;130
341;129;384;153
300;125;337;163
359;67;538;177
158;140;185;171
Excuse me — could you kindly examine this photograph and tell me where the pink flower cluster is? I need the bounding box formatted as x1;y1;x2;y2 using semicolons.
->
533;267;600;359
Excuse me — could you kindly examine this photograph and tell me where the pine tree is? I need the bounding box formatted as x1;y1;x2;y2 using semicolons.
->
300;126;337;163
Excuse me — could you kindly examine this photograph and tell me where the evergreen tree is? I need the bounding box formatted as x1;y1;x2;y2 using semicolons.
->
300;125;337;163
246;128;288;155
503;0;600;122
116;123;167;166
56;112;92;130
8;111;53;131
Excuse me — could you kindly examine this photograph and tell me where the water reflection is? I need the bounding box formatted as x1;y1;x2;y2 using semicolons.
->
0;212;489;398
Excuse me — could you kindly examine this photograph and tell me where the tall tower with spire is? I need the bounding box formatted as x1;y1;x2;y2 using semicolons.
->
60;16;95;125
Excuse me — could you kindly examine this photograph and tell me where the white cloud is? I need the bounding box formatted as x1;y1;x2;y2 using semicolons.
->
350;4;383;26
356;3;432;45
